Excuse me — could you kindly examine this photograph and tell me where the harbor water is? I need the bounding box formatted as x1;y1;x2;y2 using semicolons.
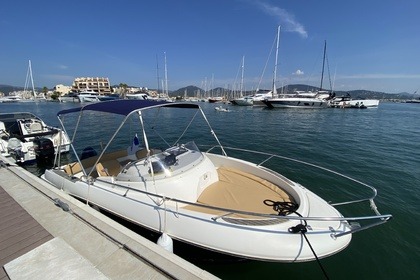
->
1;101;419;279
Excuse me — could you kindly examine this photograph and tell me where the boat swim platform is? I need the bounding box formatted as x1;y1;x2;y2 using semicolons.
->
0;155;218;280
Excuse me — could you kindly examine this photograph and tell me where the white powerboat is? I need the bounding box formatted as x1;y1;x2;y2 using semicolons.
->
58;92;80;103
0;95;22;103
329;95;379;108
77;89;100;102
77;89;119;103
263;93;330;108
126;92;150;100
252;90;273;106
214;106;230;112
231;90;273;106
42;100;391;262
231;96;253;106
0;112;71;164
208;96;224;103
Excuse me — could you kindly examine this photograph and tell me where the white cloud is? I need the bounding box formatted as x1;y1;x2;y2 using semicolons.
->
293;69;304;75
255;1;308;38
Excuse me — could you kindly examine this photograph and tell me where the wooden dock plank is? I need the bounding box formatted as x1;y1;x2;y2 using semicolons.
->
0;186;53;280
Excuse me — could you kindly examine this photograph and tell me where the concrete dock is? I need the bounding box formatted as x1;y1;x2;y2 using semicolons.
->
0;155;219;280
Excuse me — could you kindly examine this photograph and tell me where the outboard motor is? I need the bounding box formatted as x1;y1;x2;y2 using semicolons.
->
33;137;55;161
7;138;25;162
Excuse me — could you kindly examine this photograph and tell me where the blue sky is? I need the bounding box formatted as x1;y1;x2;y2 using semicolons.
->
1;0;419;93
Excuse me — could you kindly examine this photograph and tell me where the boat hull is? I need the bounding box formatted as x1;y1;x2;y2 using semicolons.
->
330;99;379;108
263;98;329;108
42;153;351;262
232;97;253;106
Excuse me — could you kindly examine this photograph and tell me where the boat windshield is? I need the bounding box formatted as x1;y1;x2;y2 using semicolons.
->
147;141;202;177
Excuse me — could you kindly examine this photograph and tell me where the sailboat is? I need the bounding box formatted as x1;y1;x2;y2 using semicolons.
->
23;60;45;101
250;26;281;107
263;40;331;108
231;56;253;106
149;52;172;102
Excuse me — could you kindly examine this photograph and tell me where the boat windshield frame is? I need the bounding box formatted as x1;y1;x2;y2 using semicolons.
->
54;100;227;178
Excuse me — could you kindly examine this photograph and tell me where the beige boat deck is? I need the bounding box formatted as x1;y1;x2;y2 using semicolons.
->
184;167;294;217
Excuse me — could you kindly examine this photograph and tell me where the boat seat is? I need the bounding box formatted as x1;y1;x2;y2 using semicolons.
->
96;159;122;177
63;149;128;176
184;167;293;216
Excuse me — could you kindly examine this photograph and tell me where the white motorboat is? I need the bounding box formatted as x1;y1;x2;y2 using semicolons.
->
78;89;119;103
126;92;150;100
42;99;391;262
77;89;100;102
58;92;80;103
0;112;71;164
329;95;379;108
208;96;224;103
231;96;253;106
252;90;273;106
214;106;230;112
232;91;273;106
263;95;330;108
0;96;22;103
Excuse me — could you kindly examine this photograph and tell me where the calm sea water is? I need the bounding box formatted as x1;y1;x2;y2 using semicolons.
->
1;101;419;280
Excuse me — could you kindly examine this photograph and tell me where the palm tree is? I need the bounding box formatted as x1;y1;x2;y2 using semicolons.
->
119;83;128;98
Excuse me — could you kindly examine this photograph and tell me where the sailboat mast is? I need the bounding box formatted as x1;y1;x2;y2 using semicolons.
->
320;40;326;90
156;54;160;95
240;55;245;96
164;52;168;96
24;60;36;99
29;60;35;97
272;25;280;97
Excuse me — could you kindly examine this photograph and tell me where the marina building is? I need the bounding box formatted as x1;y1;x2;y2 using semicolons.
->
72;77;112;94
53;84;72;95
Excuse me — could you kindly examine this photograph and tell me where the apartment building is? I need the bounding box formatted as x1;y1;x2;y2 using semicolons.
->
72;77;112;94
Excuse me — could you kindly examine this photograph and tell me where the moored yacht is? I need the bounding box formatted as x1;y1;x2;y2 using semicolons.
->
264;40;333;109
77;89;100;102
329;95;379;108
58;92;80;103
231;95;253;106
78;89;119;103
252;89;274;106
263;92;330;108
